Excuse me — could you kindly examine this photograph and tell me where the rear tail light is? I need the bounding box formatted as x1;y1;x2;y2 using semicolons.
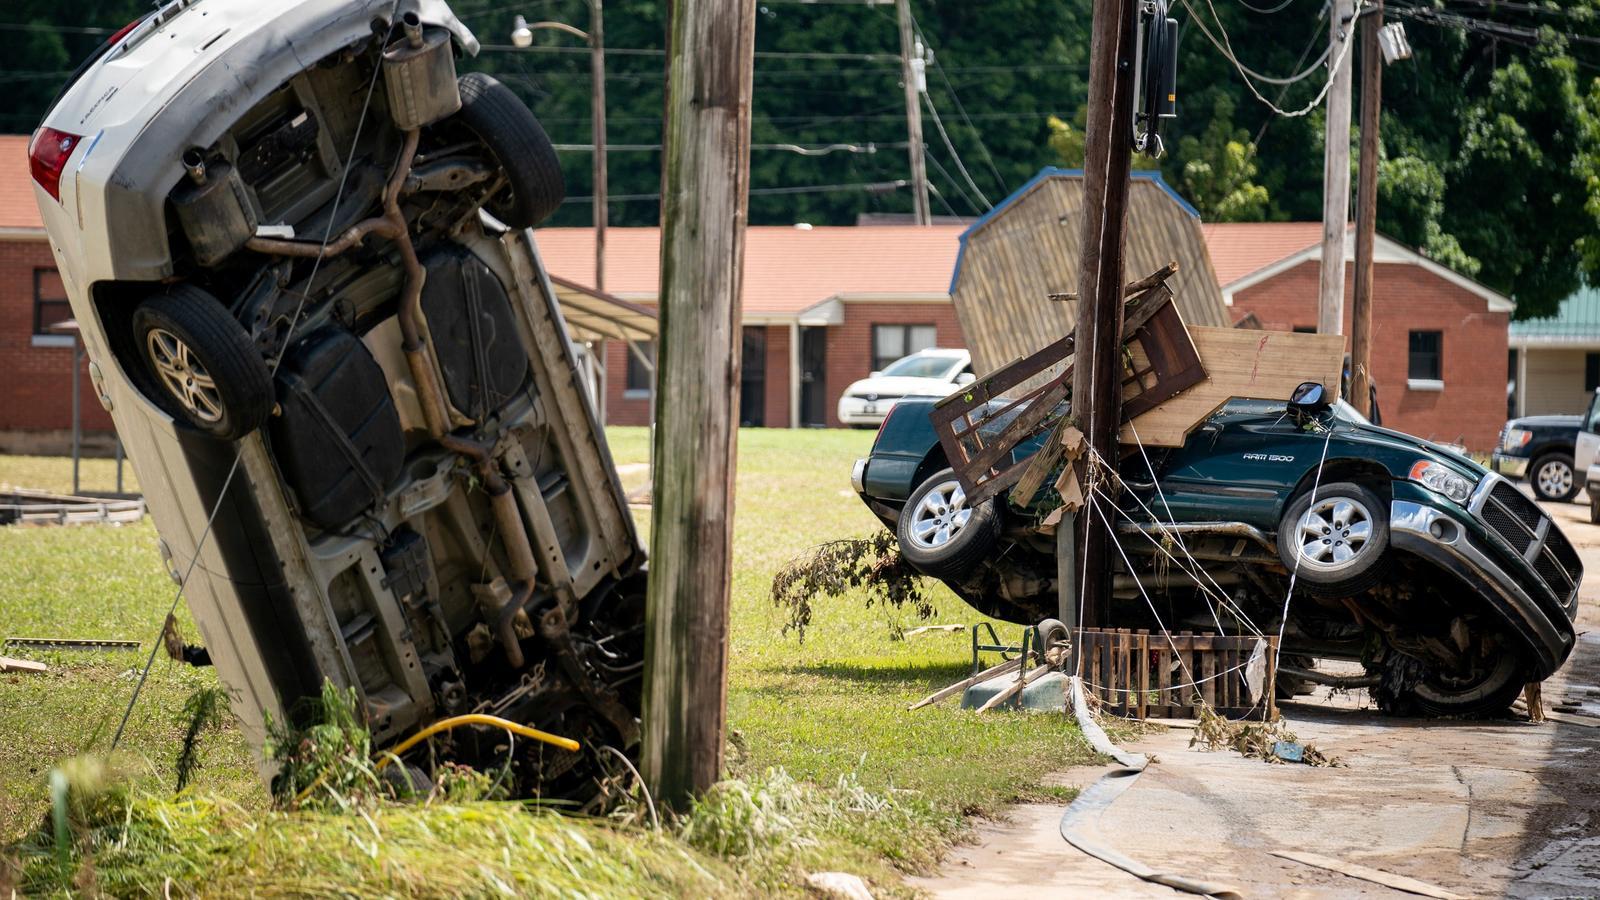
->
29;127;83;202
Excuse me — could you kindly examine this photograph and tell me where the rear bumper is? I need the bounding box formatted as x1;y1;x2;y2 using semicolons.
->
1389;499;1576;678
1490;451;1529;479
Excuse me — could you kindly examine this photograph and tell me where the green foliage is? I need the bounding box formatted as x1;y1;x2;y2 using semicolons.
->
263;682;389;810
769;530;936;641
1046;111;1161;172
1177;95;1268;221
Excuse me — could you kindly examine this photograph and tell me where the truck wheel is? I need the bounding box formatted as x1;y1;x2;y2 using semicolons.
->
1530;452;1579;502
1374;648;1524;719
1276;482;1389;597
897;468;1000;581
450;72;564;228
132;286;273;440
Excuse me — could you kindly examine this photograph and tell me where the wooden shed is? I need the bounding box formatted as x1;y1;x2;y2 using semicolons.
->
949;168;1231;374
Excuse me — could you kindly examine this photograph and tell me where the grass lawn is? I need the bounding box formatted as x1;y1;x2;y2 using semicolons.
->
0;429;1097;893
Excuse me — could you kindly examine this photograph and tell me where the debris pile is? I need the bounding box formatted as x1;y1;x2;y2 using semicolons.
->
1189;706;1341;767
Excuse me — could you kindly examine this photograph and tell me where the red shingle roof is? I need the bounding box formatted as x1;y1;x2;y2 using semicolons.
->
0;135;43;231
1201;221;1337;287
534;225;963;316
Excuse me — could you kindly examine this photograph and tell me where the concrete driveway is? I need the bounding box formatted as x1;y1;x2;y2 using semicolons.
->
910;495;1600;898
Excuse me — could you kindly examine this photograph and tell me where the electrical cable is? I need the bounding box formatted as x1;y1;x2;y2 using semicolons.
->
924;151;985;215
1179;0;1365;118
921;90;992;210
1234;0;1298;13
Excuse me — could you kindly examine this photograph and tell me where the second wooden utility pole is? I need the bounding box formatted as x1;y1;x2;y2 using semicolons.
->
896;0;931;225
1318;0;1356;336
590;0;607;292
1350;1;1381;417
641;0;755;811
1072;0;1140;630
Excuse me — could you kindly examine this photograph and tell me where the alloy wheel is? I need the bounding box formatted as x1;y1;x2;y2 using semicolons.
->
908;480;972;550
1294;495;1375;573
146;327;224;423
1536;459;1573;499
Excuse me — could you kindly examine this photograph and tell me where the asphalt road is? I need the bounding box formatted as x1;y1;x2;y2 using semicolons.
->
910;492;1600;899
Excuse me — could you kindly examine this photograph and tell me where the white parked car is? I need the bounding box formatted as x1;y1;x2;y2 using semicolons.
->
32;0;644;802
836;349;974;426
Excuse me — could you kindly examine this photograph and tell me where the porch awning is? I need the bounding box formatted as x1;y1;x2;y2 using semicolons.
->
549;274;658;343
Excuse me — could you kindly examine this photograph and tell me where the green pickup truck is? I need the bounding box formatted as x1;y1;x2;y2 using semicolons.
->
851;386;1581;717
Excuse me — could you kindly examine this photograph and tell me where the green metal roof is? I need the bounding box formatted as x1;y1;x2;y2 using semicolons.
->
1509;286;1600;339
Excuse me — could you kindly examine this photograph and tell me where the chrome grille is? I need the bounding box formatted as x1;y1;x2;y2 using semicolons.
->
1481;502;1532;554
1491;481;1543;529
1476;476;1583;609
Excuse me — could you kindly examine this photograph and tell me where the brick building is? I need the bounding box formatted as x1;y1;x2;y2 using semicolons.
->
1206;222;1513;451
535;225;964;428
0;135;117;455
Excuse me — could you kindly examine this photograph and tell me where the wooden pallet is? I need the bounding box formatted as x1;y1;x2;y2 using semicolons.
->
929;265;1206;506
1076;627;1277;720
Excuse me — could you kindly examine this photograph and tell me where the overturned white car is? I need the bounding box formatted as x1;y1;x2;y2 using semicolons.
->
32;0;645;802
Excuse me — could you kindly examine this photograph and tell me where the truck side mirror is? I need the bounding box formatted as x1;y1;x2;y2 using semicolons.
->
956;372;976;386
1288;381;1329;413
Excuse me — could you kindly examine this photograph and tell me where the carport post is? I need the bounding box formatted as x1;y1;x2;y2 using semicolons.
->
641;0;756;811
1071;0;1140;630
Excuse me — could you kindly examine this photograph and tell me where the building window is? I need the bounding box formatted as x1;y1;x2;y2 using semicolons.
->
624;340;655;397
33;269;73;346
871;323;937;372
1408;330;1443;388
1292;325;1317;334
1586;353;1600;392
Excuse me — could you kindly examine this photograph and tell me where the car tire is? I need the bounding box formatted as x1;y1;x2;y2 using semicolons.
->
1034;618;1068;657
1276;481;1390;597
897;468;1000;581
1530;452;1579;502
132;286;273;440
450;72;564;229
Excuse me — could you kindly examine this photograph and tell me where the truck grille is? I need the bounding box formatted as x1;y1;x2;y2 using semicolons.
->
1478;479;1582;608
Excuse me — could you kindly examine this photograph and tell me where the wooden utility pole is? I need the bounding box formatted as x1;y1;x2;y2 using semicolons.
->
590;0;607;292
1350;2;1381;417
896;0;931;225
1072;0;1140;629
1318;0;1356;336
641;0;755;811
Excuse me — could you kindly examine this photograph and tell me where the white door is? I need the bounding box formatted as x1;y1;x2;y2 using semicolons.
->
1576;389;1600;475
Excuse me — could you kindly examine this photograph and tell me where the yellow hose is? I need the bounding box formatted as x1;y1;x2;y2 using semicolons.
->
376;713;581;771
292;714;580;803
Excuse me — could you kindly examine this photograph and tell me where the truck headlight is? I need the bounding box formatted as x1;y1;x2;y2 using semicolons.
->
1410;461;1474;504
1504;427;1532;450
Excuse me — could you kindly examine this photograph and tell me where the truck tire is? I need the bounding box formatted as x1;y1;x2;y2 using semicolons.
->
1374;648;1524;719
897;468;1000;581
1276;482;1389;598
450;72;564;228
132;286;273;440
1530;452;1579;502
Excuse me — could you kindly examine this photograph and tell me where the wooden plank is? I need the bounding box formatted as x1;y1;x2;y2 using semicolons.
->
1137;631;1149;720
1157;641;1170;709
908;657;1023;710
1266;637;1278;720
1121;327;1346;447
1201;646;1216;709
0;656;48;674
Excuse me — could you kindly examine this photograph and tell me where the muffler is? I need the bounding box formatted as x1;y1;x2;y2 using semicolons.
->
383;12;462;130
171;148;258;268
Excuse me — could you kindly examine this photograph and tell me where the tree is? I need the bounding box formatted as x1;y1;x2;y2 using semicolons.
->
1176;95;1268;221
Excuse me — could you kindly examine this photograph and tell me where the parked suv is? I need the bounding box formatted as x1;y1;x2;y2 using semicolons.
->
1492;413;1583;502
853;387;1582;717
32;0;644;801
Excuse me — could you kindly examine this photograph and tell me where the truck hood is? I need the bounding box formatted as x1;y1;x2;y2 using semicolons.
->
1342;419;1489;478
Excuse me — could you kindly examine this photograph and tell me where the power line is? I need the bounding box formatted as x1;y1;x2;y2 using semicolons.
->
1180;0;1366;118
550;140;907;154
922;89;991;209
563;179;911;204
